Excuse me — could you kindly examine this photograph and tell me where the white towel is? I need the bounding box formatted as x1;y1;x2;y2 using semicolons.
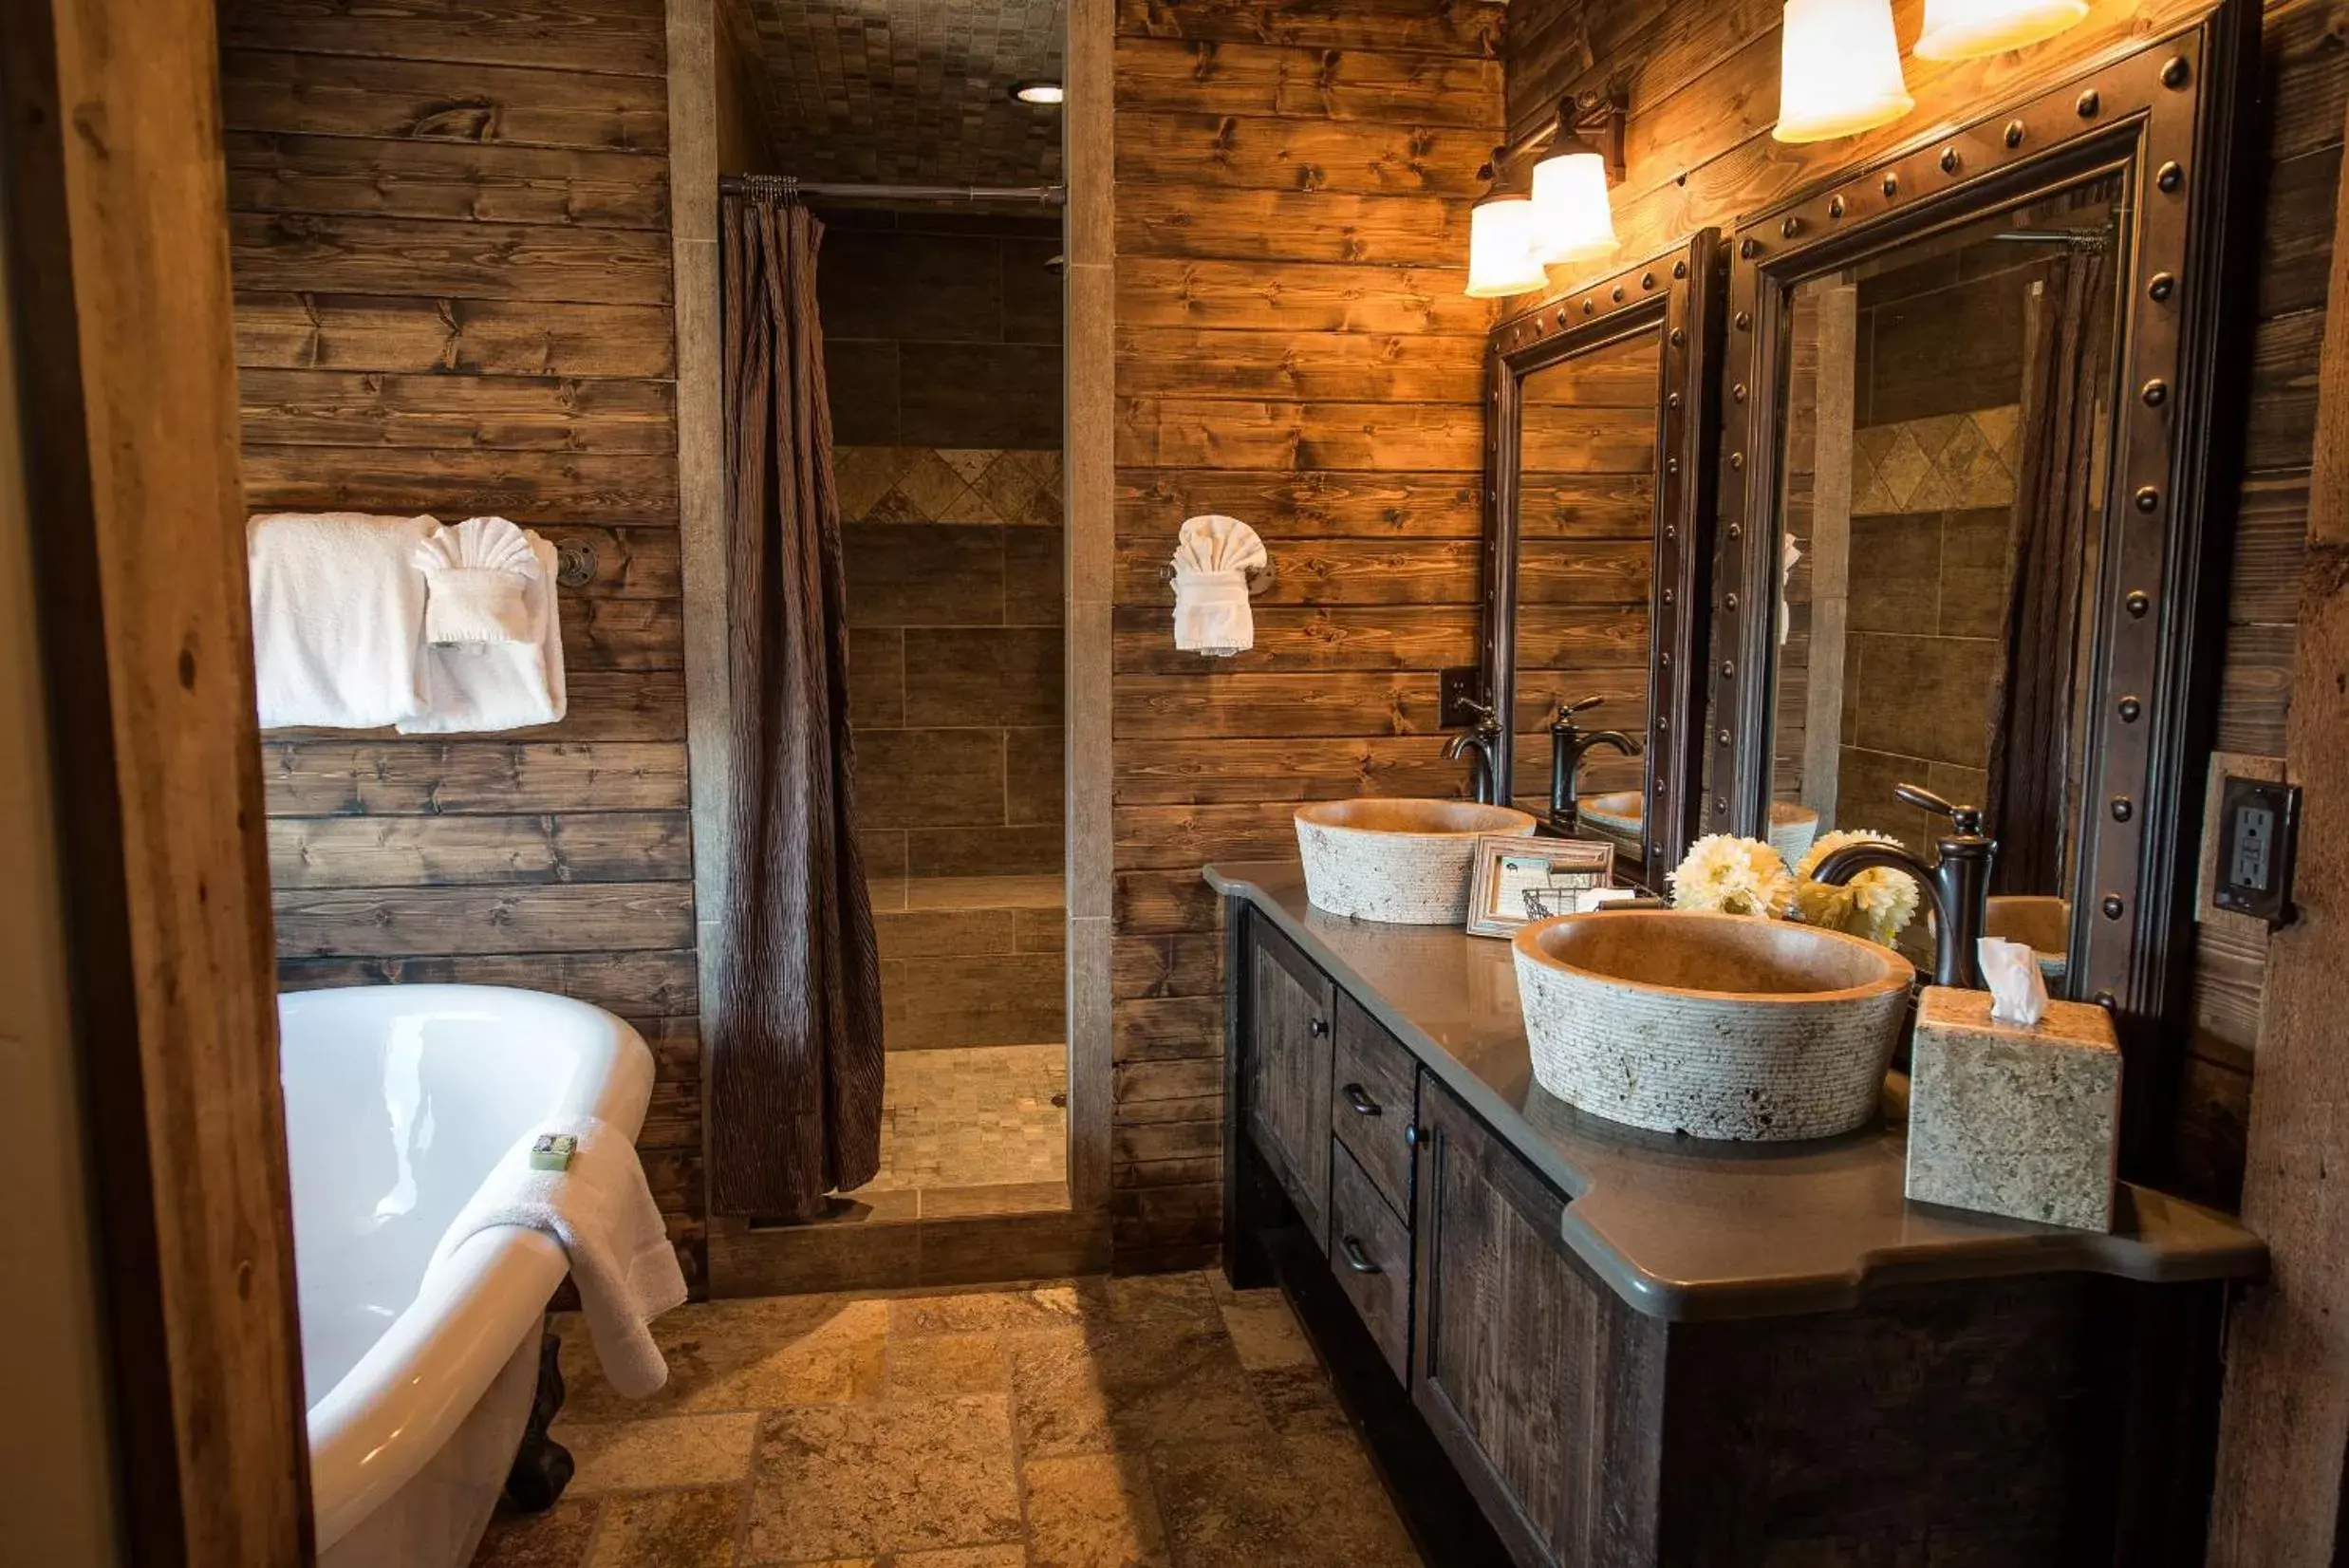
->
248;512;438;729
414;516;544;645
428;1115;686;1401
396;522;567;734
1171;513;1266;657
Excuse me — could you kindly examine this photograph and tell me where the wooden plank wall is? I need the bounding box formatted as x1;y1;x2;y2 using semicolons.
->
1109;0;1507;1269
1505;0;2348;1208
214;0;705;1285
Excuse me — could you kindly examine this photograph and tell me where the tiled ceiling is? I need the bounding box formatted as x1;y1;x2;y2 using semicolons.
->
736;0;1065;186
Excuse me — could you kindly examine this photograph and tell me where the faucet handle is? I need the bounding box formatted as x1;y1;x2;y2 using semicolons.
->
1893;781;1985;836
1553;695;1605;730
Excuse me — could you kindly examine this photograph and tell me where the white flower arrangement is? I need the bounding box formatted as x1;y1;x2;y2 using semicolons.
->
1666;834;1795;917
1789;830;1922;947
1666;826;1924;951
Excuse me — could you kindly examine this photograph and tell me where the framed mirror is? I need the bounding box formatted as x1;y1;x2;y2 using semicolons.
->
1484;234;1725;890
1708;3;2254;1038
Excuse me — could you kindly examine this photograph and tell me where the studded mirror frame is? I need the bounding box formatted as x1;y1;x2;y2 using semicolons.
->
1708;0;2258;1148
1484;232;1727;885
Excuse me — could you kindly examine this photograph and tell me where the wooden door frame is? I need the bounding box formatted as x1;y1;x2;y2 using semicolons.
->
1;0;312;1560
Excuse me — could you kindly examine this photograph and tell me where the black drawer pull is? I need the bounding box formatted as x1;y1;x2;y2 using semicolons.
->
1343;1083;1382;1116
1308;1016;1330;1037
1339;1234;1383;1275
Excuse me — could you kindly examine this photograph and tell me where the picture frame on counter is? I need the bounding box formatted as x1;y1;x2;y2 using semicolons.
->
1464;834;1621;938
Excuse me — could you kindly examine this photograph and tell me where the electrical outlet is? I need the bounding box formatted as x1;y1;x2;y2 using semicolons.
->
1438;666;1489;728
2213;775;2300;926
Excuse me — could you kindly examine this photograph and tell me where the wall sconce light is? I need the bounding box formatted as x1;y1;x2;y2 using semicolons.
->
1464;88;1627;298
1466;192;1546;299
1913;0;2088;59
1774;0;1914;143
1530;90;1627;268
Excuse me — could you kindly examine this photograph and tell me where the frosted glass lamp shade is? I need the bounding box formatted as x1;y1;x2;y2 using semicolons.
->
1913;0;2089;59
1530;149;1619;267
1466;196;1547;299
1774;0;1915;144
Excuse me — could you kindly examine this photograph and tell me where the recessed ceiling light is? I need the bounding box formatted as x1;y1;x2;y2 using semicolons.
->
1010;81;1064;105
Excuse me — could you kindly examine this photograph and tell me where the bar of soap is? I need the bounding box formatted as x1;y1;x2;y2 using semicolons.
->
1907;986;2119;1232
530;1132;578;1172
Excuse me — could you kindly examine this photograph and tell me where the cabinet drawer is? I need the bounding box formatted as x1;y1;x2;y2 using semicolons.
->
1333;993;1418;1222
1329;1138;1412;1384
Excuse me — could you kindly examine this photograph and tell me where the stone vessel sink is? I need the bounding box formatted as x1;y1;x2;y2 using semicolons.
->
1296;798;1537;924
1512;909;1912;1141
1578;791;1644;839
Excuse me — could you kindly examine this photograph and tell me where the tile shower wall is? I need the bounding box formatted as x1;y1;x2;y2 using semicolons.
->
822;208;1067;1060
823;209;1065;887
1838;252;2037;851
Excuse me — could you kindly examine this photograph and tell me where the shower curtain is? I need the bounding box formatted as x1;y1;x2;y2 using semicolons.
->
708;185;885;1219
1984;242;2111;895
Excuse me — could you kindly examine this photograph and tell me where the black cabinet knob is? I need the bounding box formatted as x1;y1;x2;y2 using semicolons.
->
1339;1235;1383;1275
1343;1083;1381;1116
1308;1017;1330;1038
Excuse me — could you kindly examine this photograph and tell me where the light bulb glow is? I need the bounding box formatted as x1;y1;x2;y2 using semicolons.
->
1773;0;1915;144
1465;196;1547;299
1913;0;2088;59
1530;149;1619;267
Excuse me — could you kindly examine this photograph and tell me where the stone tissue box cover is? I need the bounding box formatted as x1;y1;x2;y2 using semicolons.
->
1906;985;2120;1232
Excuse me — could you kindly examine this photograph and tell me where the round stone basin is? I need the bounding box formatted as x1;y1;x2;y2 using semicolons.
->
1512;909;1912;1141
1578;790;1644;837
1295;798;1537;924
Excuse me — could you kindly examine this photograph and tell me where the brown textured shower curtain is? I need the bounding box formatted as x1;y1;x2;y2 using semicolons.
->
1984;242;2112;894
708;188;886;1219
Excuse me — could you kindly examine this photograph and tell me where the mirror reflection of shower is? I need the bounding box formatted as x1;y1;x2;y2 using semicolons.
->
1768;177;2128;985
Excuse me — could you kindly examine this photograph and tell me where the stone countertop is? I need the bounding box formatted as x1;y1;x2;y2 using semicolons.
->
1205;860;2267;1323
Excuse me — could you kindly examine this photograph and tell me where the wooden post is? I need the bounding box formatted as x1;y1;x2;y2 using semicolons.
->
0;0;312;1561
1800;284;1857;830
2208;102;2349;1568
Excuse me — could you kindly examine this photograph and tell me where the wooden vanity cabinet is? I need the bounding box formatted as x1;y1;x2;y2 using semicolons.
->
1243;918;1334;1249
1226;892;2231;1568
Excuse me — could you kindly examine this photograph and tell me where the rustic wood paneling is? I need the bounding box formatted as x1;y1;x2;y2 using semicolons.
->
1110;0;1504;1266
217;0;699;1284
1497;0;2349;1218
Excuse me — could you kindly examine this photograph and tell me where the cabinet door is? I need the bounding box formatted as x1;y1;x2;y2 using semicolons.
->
1245;920;1334;1249
1411;1077;1664;1568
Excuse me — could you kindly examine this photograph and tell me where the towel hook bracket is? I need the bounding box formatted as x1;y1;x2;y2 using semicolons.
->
1160;560;1276;597
555;539;598;588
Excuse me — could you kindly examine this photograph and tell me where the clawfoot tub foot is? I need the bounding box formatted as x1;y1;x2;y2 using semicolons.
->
503;1329;573;1512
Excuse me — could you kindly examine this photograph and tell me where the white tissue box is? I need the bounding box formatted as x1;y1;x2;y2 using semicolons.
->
1906;985;2120;1232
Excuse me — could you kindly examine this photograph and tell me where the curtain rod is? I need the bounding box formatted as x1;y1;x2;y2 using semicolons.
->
719;174;1065;206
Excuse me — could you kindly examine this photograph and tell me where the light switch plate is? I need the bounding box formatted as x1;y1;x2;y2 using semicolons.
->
1438;666;1488;728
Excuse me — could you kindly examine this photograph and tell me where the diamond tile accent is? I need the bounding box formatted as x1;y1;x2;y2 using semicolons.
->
1850;405;2023;516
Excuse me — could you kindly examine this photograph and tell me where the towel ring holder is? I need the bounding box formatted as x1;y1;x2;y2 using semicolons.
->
1160;560;1276;597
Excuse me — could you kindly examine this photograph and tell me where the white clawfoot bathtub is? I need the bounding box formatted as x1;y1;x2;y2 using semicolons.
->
278;985;655;1568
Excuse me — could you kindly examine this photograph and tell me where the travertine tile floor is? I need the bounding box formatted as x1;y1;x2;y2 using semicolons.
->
472;1271;1421;1568
865;1044;1067;1194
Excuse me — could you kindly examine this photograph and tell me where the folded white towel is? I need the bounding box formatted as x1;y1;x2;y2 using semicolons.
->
1171;513;1266;657
396;522;567;734
414;516;544;645
427;1115;686;1400
248;511;438;729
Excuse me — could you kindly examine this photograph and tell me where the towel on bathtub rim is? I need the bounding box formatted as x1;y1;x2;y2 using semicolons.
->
426;1113;686;1399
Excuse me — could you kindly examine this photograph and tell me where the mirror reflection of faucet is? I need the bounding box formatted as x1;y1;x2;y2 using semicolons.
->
1547;695;1641;835
1811;783;1998;990
1443;699;1502;805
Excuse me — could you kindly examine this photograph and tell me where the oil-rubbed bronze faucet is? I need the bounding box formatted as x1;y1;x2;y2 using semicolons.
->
1810;783;1998;989
1444;699;1502;805
1547;696;1642;833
